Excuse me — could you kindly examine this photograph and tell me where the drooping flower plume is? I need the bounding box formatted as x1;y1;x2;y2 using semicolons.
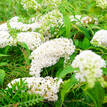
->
30;38;75;77
7;76;63;101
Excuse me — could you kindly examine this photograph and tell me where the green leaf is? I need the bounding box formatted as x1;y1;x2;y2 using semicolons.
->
78;26;90;39
21;42;31;56
20;42;31;65
4;46;10;54
104;96;107;104
55;58;64;72
84;82;105;107
0;62;8;66
0;54;9;57
74;39;79;47
57;75;77;107
56;66;76;78
50;27;55;34
63;15;71;37
81;37;90;49
0;69;5;86
102;68;107;75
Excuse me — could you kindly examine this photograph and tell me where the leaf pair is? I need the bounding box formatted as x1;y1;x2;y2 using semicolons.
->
0;69;5;86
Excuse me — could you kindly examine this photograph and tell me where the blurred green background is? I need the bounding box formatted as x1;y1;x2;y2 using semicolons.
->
0;0;27;23
0;0;107;25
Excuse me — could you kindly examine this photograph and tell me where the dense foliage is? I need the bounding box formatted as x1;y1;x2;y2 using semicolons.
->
0;0;107;107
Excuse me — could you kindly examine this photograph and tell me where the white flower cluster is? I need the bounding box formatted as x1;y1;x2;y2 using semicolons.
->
95;0;107;9
70;15;81;23
0;23;8;31
0;16;29;32
42;0;62;7
9;16;19;22
21;0;41;11
72;50;106;88
17;32;42;50
30;38;75;77
0;18;42;50
39;9;63;35
81;16;98;25
9;16;41;32
7;76;63;101
70;15;98;25
20;0;62;11
0;18;17;48
9;17;29;31
0;31;16;48
91;30;107;48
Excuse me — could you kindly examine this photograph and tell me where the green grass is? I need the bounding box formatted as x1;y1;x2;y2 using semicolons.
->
0;0;30;23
